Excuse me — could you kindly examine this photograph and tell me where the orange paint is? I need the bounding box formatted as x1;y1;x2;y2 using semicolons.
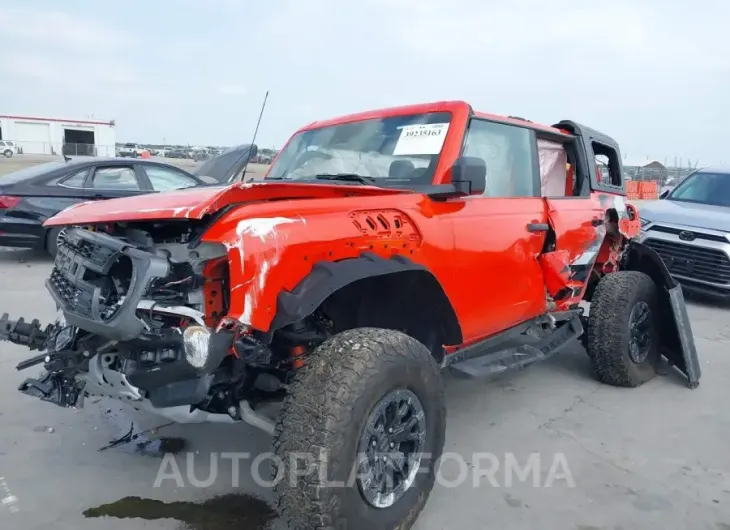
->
43;100;635;352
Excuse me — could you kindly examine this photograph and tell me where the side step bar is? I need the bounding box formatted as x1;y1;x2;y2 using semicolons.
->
448;316;583;379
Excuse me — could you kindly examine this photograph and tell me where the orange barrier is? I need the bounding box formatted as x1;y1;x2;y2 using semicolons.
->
639;181;658;200
625;180;658;200
139;150;151;159
626;181;640;200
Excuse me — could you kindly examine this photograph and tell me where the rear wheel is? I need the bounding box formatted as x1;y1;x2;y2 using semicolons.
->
586;271;660;387
273;328;446;530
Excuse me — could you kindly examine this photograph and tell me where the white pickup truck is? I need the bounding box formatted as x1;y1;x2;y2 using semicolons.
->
117;143;146;158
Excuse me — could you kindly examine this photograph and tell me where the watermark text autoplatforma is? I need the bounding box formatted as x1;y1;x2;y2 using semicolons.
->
153;451;576;489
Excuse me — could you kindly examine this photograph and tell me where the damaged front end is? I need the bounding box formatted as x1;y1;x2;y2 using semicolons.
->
1;223;278;432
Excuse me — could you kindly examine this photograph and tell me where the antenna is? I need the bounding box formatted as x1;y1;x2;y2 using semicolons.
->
238;90;269;183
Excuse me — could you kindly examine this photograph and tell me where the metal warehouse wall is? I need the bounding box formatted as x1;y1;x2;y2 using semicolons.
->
0;116;116;157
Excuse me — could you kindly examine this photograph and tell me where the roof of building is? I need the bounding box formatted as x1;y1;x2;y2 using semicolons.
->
0;115;114;126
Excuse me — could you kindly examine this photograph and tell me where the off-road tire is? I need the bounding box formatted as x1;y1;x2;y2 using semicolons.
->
586;271;660;387
272;327;446;530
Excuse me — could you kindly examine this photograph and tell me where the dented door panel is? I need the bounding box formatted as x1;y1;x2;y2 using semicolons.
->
540;194;607;308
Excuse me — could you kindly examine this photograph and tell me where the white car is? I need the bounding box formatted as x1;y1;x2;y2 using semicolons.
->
0;141;18;158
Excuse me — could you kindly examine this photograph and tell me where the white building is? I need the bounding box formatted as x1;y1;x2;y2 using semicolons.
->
0;114;116;157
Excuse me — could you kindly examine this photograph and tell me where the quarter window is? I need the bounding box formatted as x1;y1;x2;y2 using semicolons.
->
462;120;537;197
145;166;199;191
91;167;140;190
57;168;90;188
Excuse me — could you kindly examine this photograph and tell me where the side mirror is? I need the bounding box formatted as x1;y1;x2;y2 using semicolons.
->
451;156;486;195
659;188;672;199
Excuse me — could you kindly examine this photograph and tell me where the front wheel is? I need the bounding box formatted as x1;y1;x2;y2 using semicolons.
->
273;328;446;530
586;271;660;387
3;149;12;158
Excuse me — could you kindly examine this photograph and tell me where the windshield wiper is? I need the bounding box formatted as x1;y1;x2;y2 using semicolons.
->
313;173;377;185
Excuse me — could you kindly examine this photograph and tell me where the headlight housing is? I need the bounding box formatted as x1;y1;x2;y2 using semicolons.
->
639;217;650;227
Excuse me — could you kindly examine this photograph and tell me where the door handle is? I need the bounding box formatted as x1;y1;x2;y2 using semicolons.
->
527;223;550;232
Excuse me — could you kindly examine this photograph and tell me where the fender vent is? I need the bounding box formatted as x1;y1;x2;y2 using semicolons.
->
350;210;421;242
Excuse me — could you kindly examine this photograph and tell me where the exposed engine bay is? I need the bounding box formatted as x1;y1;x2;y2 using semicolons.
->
0;221;330;433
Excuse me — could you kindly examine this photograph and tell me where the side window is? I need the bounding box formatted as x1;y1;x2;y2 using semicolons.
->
592;142;622;187
145;166;199;191
56;168;90;188
91;167;140;190
462;120;537;197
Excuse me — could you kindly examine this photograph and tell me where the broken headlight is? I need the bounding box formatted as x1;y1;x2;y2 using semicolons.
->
54;326;77;351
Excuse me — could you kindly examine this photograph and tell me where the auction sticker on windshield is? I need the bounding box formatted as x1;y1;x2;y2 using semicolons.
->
393;123;450;156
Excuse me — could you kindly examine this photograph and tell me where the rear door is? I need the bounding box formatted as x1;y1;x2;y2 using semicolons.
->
447;118;549;341
538;132;617;309
83;164;149;200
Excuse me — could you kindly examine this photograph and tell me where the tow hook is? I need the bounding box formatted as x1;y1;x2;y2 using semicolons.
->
0;313;55;351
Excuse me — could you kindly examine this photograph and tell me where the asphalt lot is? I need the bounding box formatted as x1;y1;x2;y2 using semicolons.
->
1;157;730;530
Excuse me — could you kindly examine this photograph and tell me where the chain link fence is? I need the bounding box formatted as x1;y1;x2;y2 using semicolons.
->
4;141;116;157
624;165;698;186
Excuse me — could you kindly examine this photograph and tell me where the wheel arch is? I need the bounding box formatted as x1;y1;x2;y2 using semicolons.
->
621;240;678;290
270;252;463;354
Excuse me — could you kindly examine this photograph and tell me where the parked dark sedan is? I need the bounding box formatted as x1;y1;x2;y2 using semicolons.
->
0;157;207;256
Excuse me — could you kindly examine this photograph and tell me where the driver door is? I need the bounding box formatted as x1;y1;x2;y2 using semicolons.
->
447;118;548;342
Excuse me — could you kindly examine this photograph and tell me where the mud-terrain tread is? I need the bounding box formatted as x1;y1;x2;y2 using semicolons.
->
586;271;658;388
272;327;445;530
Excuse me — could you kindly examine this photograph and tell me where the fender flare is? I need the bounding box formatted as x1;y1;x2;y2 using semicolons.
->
622;240;701;388
623;240;678;290
270;252;463;343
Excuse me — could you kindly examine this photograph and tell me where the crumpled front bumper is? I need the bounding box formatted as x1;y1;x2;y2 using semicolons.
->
47;227;170;341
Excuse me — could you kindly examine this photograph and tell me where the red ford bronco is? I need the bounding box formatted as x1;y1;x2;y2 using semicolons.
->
1;101;700;529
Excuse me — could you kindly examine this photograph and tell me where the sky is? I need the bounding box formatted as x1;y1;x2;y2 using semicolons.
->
0;0;728;165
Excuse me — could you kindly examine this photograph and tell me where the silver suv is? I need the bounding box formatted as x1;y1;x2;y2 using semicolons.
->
638;166;730;297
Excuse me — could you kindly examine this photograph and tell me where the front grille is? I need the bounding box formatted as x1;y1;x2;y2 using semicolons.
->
644;238;730;285
648;225;728;243
60;233;118;271
48;230;123;320
49;267;95;318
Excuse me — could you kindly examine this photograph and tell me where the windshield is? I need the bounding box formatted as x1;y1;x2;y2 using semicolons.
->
666;171;730;206
266;112;452;185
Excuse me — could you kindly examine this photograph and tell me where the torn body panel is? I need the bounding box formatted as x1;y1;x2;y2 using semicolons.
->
201;204;426;333
540;194;607;308
540;192;641;308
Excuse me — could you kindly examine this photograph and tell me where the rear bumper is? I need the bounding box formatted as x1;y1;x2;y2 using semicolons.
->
0;218;45;249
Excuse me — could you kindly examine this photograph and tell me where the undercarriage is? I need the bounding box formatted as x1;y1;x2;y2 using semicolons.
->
0;223;327;434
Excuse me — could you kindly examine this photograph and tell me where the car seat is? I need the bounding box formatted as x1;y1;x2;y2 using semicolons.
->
389;160;416;179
